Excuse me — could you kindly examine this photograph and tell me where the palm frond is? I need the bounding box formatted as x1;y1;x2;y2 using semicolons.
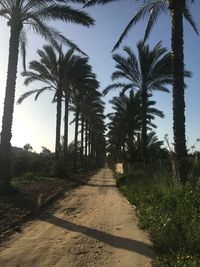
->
17;87;53;104
113;1;167;51
38;4;94;26
84;0;118;8
183;4;198;35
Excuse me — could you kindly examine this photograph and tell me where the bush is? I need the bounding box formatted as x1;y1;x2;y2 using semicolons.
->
117;169;200;267
11;151;55;178
12;157;31;176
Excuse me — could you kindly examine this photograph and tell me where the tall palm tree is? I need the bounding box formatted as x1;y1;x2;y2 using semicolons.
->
17;45;76;162
84;0;198;182
54;51;95;165
69;89;105;169
78;89;105;168
104;42;172;162
87;98;105;167
0;0;94;189
107;91;164;162
69;62;99;169
107;91;141;162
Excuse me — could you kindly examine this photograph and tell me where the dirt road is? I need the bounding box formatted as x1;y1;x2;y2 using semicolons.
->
0;168;155;267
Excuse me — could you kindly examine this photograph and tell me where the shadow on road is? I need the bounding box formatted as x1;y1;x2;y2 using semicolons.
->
86;183;116;188
41;214;155;258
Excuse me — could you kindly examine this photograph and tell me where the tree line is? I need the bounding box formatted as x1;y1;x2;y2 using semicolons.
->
0;0;198;193
85;0;198;183
0;0;105;192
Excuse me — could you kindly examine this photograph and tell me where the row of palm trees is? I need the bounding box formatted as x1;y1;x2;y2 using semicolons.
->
85;0;198;183
70;87;106;169
107;91;165;163
0;0;198;190
104;41;173;163
17;45;106;171
0;0;99;190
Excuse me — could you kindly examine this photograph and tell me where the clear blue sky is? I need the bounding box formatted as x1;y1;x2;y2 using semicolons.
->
0;2;200;153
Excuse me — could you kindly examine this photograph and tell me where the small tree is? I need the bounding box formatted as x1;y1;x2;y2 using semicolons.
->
23;143;33;152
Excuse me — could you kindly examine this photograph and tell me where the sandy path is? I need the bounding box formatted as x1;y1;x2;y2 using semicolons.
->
0;168;155;267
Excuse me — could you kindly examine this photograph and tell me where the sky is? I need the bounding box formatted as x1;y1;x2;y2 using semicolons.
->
0;2;200;153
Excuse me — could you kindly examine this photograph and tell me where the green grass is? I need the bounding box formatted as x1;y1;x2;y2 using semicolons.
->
0;172;61;195
116;169;200;267
11;172;58;187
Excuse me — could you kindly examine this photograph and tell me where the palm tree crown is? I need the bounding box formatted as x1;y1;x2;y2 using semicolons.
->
104;41;172;95
84;0;198;50
107;91;164;162
104;41;172;162
17;46;75;160
1;0;94;55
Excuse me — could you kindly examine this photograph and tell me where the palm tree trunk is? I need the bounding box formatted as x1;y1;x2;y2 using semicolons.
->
0;24;22;188
169;0;188;183
122;141;126;161
85;120;88;169
74;109;79;169
141;88;148;164
88;126;92;168
55;90;62;161
127;133;132;162
130;132;134;163
91;131;95;167
80;116;84;167
95;149;99;166
64;92;69;163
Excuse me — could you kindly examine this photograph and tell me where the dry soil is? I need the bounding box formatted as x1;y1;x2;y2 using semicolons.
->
0;168;155;267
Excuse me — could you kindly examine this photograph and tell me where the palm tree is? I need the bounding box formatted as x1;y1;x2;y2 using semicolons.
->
69;89;105;169
18;47;101;173
0;0;94;189
61;49;76;164
52;50;95;165
45;51;91;165
77;89;105;169
107;91;141;162
104;42;172;162
87;98;105;167
84;0;198;182
17;45;76;162
145;131;166;161
107;91;164;162
69;62;99;169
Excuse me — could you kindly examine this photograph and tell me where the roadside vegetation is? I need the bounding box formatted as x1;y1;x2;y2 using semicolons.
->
116;162;200;267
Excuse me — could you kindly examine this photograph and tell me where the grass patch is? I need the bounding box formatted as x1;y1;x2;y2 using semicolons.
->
116;169;200;266
11;173;58;187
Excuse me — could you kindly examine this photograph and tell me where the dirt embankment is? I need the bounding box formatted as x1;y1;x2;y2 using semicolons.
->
0;168;155;267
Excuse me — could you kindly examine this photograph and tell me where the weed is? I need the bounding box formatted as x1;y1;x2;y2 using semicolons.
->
117;168;200;266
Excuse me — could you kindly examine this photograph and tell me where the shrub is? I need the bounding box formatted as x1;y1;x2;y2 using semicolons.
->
12;157;31;176
117;169;200;266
